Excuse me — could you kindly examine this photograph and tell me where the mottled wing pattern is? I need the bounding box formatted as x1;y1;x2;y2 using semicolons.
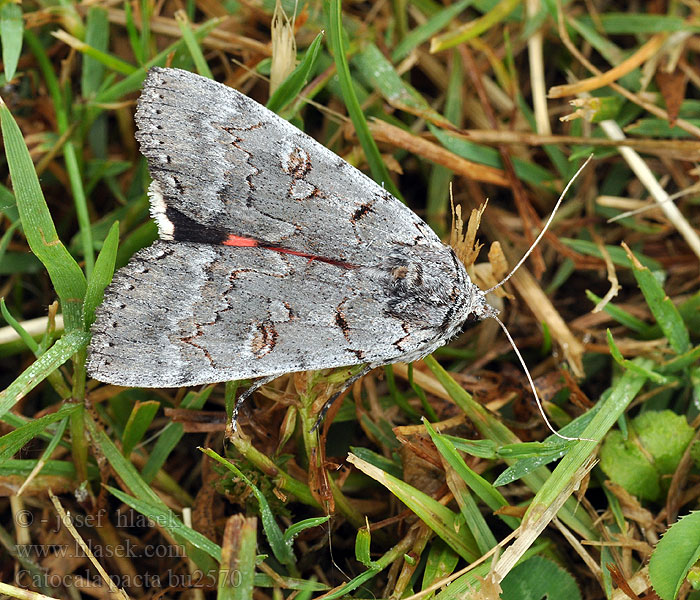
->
87;67;482;387
87;242;474;386
135;67;442;263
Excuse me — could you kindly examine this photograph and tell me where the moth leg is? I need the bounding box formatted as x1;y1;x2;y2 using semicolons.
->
229;374;279;434
310;364;376;432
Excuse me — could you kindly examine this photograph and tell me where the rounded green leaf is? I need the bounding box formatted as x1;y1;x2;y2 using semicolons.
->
649;511;700;600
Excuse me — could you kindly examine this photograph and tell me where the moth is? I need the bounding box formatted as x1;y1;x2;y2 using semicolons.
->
87;67;562;429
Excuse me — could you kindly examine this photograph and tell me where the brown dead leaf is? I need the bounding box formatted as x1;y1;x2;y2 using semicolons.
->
655;69;688;125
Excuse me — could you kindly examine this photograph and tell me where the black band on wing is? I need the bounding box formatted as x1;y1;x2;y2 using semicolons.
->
165;204;229;245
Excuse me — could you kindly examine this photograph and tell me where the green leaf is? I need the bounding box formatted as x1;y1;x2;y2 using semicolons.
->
501;556;581;600
649;511;700;600
599;411;694;501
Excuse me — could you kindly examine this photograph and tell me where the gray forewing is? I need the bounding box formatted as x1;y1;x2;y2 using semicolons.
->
135;67;442;263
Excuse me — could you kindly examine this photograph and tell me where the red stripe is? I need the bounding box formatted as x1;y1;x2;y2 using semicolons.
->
222;235;259;247
221;234;355;268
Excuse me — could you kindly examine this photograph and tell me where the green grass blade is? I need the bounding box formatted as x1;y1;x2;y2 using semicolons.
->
83;221;119;329
267;31;324;114
0;3;23;81
22;415;70;488
581;13;699;34
0;403;79;460
121;400;160;457
92;424;217;569
678;291;700;333
424;419;519;530
82;6;110;96
625;248;691;354
429;125;556;188
140;386;213;483
524;362;650;522
0;95;87;330
560;238;662;271
95;17;224;104
494;408;599;486
1;297;39;354
0;331;89;419
659;344;700;374
107;486;222;562
391;0;473;61
219;516;257;599
283;516;330;545
327;0;402;200
606;329;668;383
123;0;144;64
425;355;597;538
348;452;479;561
430;0;520;52
53;29;137;76
24;30;95;278
427;49;462;233
202;447;295;567
586;290;657;337
353;43;452;127
139;0;153;64
175;11;212;78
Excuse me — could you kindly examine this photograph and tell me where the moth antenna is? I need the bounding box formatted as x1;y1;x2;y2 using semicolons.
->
494;316;595;442
326;517;355;584
484;155;593;294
